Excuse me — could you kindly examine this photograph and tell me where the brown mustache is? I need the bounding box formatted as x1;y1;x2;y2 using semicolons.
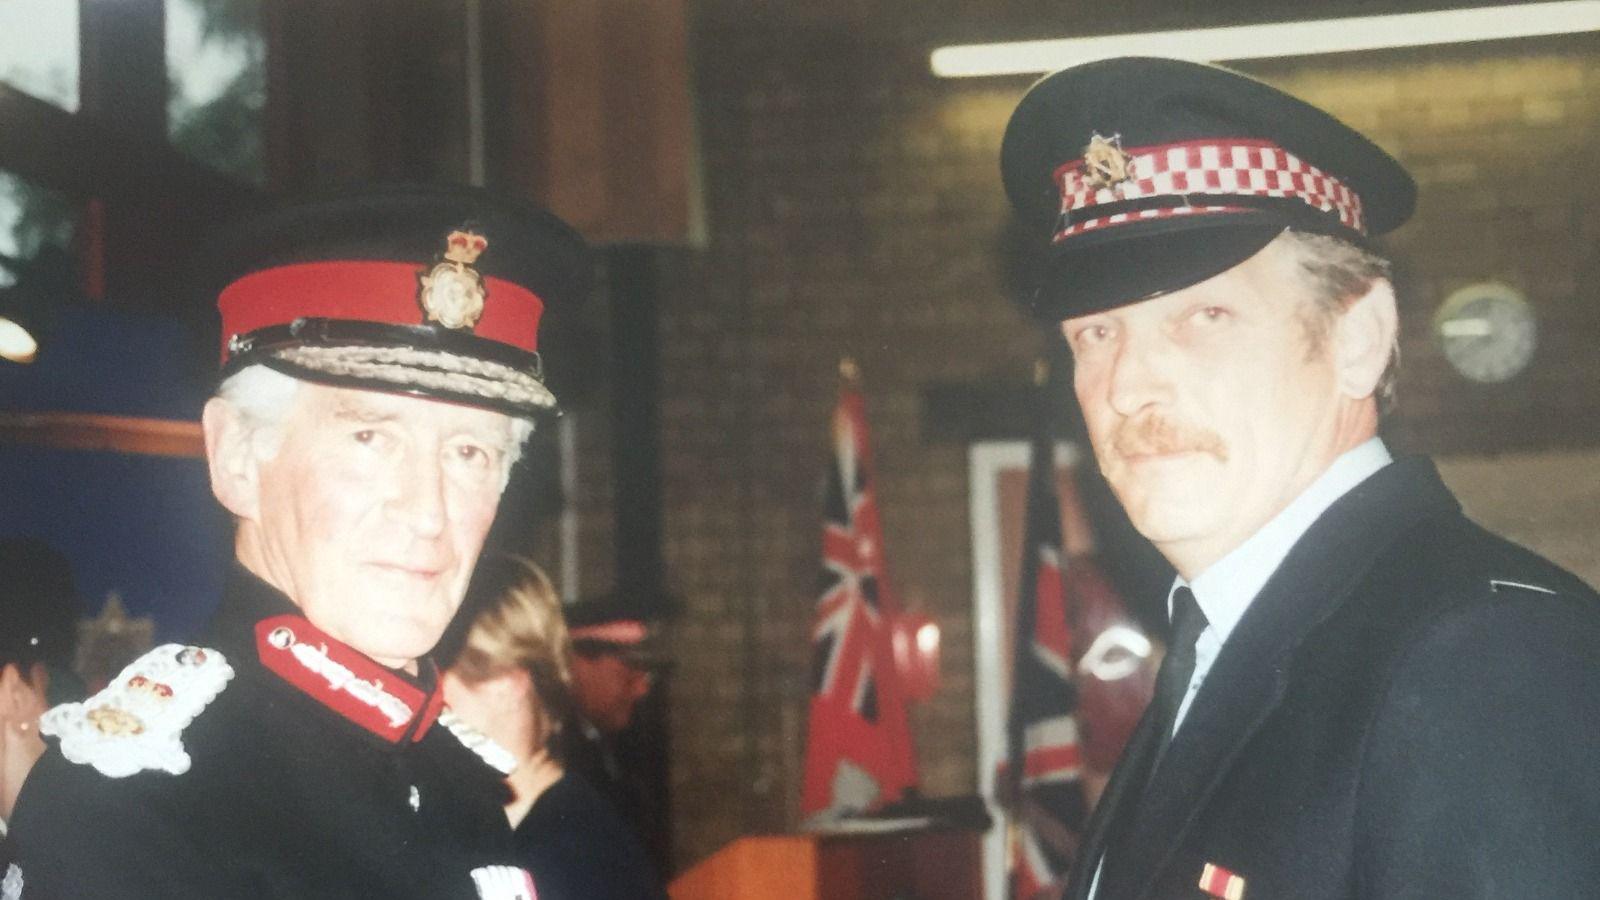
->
1112;414;1228;462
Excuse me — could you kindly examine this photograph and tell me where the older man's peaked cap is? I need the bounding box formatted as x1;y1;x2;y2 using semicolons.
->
205;184;592;419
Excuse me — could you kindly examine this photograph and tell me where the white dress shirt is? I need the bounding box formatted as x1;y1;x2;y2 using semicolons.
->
1166;437;1391;734
1086;437;1392;898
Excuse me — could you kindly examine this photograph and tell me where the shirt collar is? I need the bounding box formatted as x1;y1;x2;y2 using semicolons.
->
1169;437;1392;641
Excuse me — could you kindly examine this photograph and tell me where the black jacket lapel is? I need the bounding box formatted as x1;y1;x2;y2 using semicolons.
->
1107;459;1460;899
1067;706;1163;899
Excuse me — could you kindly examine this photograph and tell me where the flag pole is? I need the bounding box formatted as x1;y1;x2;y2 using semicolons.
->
1009;361;1051;899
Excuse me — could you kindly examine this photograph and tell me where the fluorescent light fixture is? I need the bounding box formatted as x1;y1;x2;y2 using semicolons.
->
931;1;1600;77
0;314;37;364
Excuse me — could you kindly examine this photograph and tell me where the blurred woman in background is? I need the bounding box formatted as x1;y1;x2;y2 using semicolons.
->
2;537;84;871
438;554;666;900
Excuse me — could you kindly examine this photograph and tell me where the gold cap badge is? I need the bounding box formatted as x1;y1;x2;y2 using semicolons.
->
419;229;489;330
1082;132;1136;193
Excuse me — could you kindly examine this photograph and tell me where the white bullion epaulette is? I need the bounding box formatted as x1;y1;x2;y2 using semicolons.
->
40;643;234;778
437;707;519;776
470;864;538;900
3;861;22;900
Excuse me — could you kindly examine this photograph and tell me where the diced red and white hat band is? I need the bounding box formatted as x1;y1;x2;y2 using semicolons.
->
1053;138;1365;241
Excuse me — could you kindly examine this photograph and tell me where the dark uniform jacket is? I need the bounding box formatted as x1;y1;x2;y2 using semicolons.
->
5;568;534;900
1074;457;1600;900
554;719;674;880
0;830;14;895
513;771;667;900
556;720;632;820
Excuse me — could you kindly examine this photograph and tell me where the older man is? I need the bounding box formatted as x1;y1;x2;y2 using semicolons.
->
5;187;589;899
1001;58;1600;899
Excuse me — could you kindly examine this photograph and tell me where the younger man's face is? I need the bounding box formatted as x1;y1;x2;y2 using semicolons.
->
1061;237;1352;576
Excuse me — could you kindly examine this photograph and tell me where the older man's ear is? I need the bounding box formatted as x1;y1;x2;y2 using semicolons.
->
202;397;262;522
1333;278;1399;402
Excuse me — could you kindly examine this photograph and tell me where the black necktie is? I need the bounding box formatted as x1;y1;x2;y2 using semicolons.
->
1151;586;1208;747
1094;586;1209;897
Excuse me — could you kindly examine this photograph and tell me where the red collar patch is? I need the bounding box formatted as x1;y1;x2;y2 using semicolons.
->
255;615;445;743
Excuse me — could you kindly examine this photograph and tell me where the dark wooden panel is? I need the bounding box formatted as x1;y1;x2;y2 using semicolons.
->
262;0;381;189
0;86;256;210
79;0;167;139
668;829;981;900
0;84;261;311
816;828;984;900
502;0;700;245
0;412;204;458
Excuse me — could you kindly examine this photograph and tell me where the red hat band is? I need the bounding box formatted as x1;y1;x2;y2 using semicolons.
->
217;261;545;365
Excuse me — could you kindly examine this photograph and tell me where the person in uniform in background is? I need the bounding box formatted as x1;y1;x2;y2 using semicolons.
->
0;539;82;878
554;593;671;853
999;58;1600;899
438;554;667;900
6;186;590;899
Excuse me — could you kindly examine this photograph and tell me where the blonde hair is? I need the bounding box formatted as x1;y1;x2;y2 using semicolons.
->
443;554;575;747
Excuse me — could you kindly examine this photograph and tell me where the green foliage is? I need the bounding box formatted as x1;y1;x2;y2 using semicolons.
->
2;0;265;273
185;0;259;46
168;0;265;184
169;52;265;183
0;173;74;264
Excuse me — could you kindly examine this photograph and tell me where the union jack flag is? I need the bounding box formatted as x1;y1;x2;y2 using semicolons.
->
1008;428;1089;898
800;378;918;819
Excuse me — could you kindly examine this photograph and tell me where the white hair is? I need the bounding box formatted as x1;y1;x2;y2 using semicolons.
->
214;364;302;461
215;364;535;484
1277;230;1401;412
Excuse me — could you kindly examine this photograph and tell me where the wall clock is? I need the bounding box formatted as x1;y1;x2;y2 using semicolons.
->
1432;282;1537;384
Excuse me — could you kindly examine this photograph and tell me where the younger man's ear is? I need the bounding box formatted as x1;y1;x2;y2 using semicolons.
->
202;397;262;521
1333;277;1398;401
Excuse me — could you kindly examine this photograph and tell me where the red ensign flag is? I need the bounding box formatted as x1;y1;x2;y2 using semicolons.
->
800;377;918;818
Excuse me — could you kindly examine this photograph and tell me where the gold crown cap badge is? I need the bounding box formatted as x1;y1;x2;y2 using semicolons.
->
419;228;489;330
444;229;488;265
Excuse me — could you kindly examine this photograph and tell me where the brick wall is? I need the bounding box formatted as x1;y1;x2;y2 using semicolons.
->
562;11;1600;871
637;23;1038;867
1438;449;1600;586
1250;42;1600;453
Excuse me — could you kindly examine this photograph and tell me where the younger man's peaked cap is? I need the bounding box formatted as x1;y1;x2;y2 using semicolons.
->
1001;57;1415;320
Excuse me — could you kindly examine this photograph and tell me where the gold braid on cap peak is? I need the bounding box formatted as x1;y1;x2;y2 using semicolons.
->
272;345;555;409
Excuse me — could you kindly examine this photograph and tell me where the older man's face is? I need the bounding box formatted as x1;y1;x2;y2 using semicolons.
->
247;385;514;668
1062;238;1351;577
